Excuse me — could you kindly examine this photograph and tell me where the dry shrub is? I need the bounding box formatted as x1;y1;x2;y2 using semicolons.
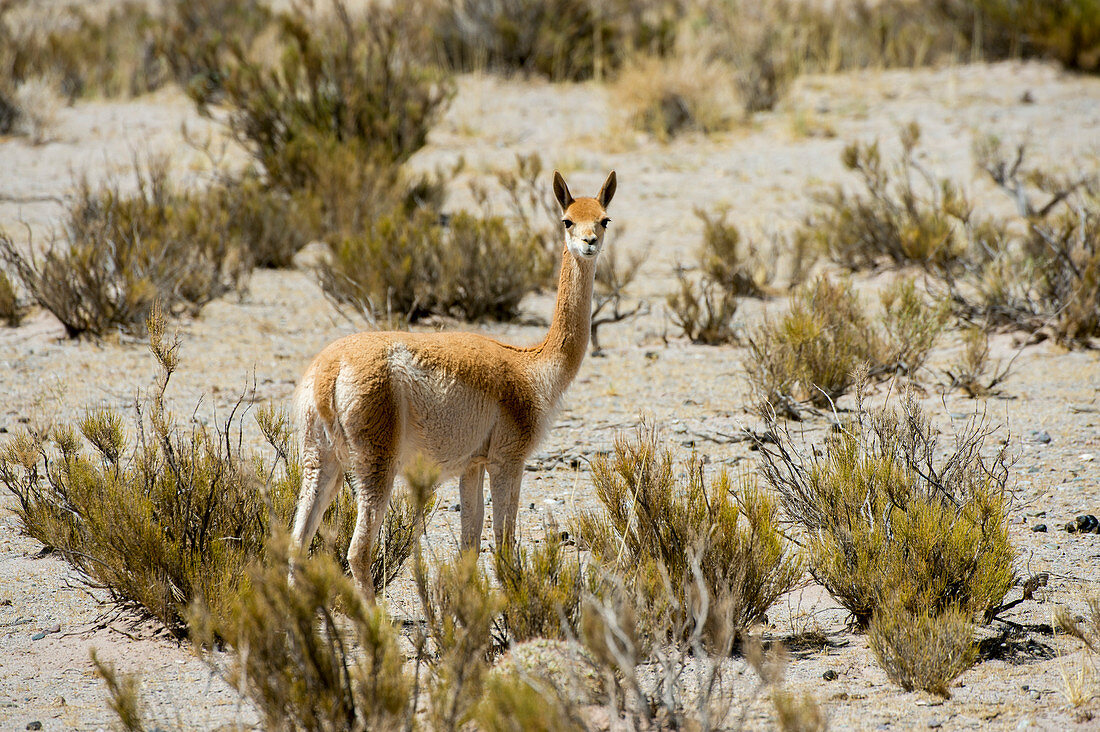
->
0;311;430;635
613;52;736;140
192;541;414;732
972;0;1100;71
0;160;247;338
591;243;648;354
943;323;1012;397
773;687;828;732
0;269;22;326
573;424;803;649
425;0;679;81
668;209;778;345
802;123;970;271
91;651;147;732
1056;597;1100;652
868;603;977;697
494;529;595;644
956;137;1100;348
475;671;586;732
879;277;951;376
210;0;451;192
320;208;550;324
758;387;1015;628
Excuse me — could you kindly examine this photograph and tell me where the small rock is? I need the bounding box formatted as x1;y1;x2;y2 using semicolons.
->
1029;690;1041;701
1076;515;1099;533
1031;430;1052;444
1066;522;1079;533
822;669;838;681
1021;90;1034;104
451;503;460;512
1031;524;1047;533
1081;454;1095;462
929;720;943;729
46;622;60;634
1021;684;1029;691
26;723;41;731
30;632;46;641
528;503;535;510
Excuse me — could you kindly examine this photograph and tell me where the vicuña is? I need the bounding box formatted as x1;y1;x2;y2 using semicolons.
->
290;170;617;598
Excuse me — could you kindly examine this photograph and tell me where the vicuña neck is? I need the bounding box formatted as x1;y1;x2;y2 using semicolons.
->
535;246;595;387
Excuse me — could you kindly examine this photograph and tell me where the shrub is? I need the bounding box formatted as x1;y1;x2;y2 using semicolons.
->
192;541;414;732
802;123;970;271
320;208;551;324
0;310;431;635
0;269;22;326
425;0;678;81
613;52;736;139
971;0;1100;72
493;529;595;644
572;424;803;649
868;603;977;697
878;277;951;375
746;275;881;409
667;272;741;345
591;243;649;354
209;0;452;192
0;160;249;338
757;388;1016;628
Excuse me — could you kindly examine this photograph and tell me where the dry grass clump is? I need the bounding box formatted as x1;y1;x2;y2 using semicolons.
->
0;311;430;635
758;388;1015;629
573;424;803;649
613;52;736;140
868;603;977;697
879;277;951;375
0;269;23;326
193;541;414;732
802;123;970;271
425;0;678;82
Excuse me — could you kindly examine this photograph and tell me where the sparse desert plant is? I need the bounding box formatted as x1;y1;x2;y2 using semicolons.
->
474;669;586;732
319;209;551;324
0;159;250;338
745;275;881;410
192;540;414;732
0;269;23;326
773;686;828;732
879;276;951;375
1055;597;1100;652
493;528;595;644
210;0;452;192
591;242;648;354
11;75;60;143
573;424;803;648
943;323;1013;397
667;270;741;345
614;52;736;139
758;386;1016;628
868;602;977;697
802;123;970;271
91;651;149;732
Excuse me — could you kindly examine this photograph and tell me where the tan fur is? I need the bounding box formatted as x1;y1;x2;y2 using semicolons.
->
290;170;617;599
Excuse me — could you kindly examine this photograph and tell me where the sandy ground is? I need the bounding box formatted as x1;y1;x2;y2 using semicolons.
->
2;59;1100;730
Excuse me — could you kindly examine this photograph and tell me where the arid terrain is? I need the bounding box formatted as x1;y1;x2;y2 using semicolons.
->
2;50;1100;730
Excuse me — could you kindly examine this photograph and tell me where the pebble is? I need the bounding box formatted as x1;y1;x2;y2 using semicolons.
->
46;622;60;634
30;632;46;641
1029;690;1041;701
1031;430;1052;444
26;723;41;731
1082;453;1095;462
823;669;838;681
451;503;460;512
928;720;942;729
1031;524;1047;533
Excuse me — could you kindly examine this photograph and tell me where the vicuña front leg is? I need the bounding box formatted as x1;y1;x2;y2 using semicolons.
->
488;461;524;548
346;459;397;601
459;463;486;551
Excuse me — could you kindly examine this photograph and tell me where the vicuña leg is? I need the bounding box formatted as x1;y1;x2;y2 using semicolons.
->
346;457;397;601
459;463;486;551
290;446;342;555
488;460;524;547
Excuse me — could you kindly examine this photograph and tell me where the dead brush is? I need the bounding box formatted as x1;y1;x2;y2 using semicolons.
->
0;308;432;636
802;123;970;271
757;382;1016;629
591;241;649;355
868;602;977;698
0;268;23;326
613;51;737;139
572;423;803;650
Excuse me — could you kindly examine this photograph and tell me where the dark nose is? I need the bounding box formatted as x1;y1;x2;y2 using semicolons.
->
584;234;598;245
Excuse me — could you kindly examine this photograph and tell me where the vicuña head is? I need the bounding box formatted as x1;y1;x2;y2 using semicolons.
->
290;170;617;600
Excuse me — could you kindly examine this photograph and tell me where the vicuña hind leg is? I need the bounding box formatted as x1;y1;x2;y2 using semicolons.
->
290;446;342;555
459;463;486;551
488;461;524;548
347;458;397;601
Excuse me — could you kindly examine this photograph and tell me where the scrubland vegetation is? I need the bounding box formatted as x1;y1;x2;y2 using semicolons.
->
2;0;1100;728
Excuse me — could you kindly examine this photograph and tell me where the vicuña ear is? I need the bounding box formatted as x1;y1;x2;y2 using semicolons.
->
597;170;617;208
553;171;574;212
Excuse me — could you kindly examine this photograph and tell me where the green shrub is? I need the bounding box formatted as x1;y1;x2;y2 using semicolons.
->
493;529;595;644
869;603;977;697
879;277;951;375
573;424;803;649
192;542;414;732
746;275;881;409
320;209;551;324
758;389;1015;627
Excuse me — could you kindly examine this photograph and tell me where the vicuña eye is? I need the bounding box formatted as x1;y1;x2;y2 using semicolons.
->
562;219;574;229
600;218;611;228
